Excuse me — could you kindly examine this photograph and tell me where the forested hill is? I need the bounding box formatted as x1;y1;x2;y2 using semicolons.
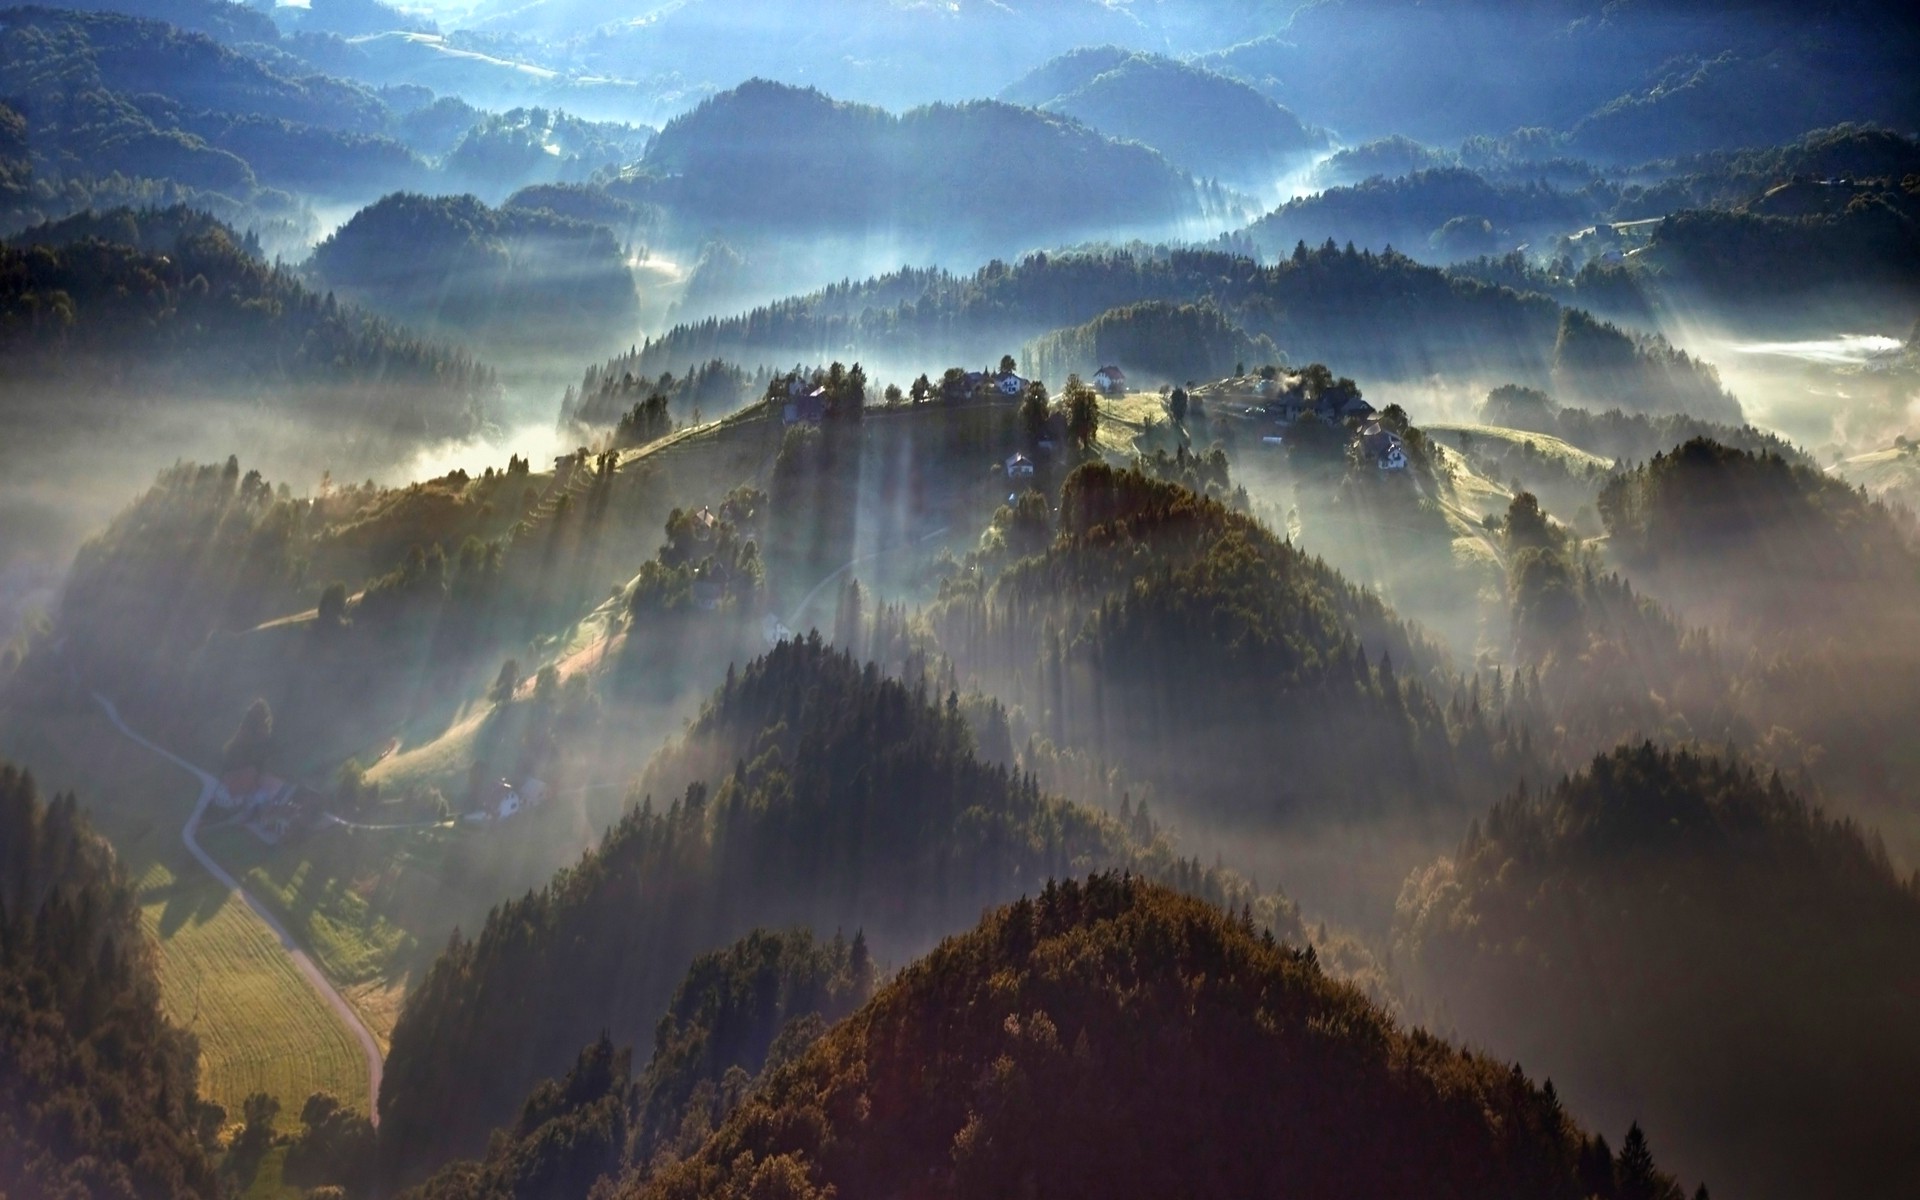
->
622;80;1224;248
0;762;222;1199
1599;438;1920;642
1022;299;1276;388
0;208;495;434
632;873;1690;1200
932;464;1530;825
305;191;640;356
1477;384;1811;469
1241;168;1600;263
1395;742;1920;1200
621;242;1733;415
377;637;1298;1180
998;48;1325;188
1640;179;1920;314
398;928;875;1198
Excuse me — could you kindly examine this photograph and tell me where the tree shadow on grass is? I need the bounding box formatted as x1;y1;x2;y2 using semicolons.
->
148;869;232;939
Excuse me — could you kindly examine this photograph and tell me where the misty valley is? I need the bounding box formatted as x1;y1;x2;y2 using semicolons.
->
3;1;1919;1198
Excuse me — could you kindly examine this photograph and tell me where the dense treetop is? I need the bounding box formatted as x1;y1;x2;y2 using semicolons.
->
401;928;873;1199
634;873;1682;1200
0;762;221;1200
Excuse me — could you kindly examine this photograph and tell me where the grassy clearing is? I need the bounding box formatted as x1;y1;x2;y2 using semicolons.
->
1094;391;1181;459
0;705;370;1124
1427;422;1615;471
1439;453;1514;523
366;705;489;799
227;1144;304;1200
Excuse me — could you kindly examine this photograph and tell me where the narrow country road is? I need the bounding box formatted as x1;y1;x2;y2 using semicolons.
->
92;694;386;1124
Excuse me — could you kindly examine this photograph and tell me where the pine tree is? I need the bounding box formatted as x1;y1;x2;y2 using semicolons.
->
1616;1122;1661;1200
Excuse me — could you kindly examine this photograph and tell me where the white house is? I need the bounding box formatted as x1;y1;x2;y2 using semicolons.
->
1092;365;1127;394
1006;453;1035;478
1358;422;1408;471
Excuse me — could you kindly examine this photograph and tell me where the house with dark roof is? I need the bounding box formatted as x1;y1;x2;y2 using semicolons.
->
1357;422;1409;471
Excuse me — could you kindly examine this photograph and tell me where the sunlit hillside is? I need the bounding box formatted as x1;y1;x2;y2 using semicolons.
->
3;2;1917;1197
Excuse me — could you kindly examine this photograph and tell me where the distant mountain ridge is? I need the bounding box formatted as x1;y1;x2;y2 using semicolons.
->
622;79;1226;254
1001;47;1327;189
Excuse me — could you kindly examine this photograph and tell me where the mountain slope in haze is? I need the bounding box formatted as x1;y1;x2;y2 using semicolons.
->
0;762;221;1200
1395;742;1920;1200
444;106;654;197
0;5;426;201
624;80;1220;251
1001;47;1326;189
1593;439;1920;827
1;208;494;432
306;190;639;356
634;873;1688;1200
1242;168;1599;263
530;0;1296;110
932;463;1526;829
1491;491;1743;763
1635;181;1920;319
9;0;280;44
1476;384;1810;470
1564;37;1920;161
1204;0;1916;155
1598;438;1919;644
0;207;495;647
376;637;1297;1179
399;928;874;1200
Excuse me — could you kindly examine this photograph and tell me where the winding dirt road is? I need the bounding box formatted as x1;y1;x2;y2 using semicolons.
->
92;694;385;1124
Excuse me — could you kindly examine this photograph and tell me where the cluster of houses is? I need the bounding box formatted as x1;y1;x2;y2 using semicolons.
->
1202;371;1409;472
1208;372;1377;424
216;767;324;843
779;361;1132;428
938;368;1029;405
